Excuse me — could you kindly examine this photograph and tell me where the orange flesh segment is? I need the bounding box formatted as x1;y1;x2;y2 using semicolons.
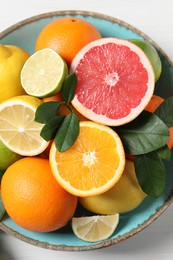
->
50;121;125;196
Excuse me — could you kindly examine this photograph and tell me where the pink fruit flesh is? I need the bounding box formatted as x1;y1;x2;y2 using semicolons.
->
75;43;148;119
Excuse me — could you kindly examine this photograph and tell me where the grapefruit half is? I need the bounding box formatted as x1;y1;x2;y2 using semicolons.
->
70;38;155;126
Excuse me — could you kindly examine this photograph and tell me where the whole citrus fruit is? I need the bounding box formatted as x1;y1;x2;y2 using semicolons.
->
130;39;162;82
0;44;29;103
80;159;146;214
1;157;78;232
71;38;155;126
35;17;101;65
0;140;22;170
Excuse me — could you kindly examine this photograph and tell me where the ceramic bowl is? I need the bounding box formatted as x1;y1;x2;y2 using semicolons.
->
0;10;173;251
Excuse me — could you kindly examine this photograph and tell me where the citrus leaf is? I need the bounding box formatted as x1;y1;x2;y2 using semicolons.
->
154;96;173;127
55;112;79;152
35;101;63;124
115;111;170;155
155;145;171;161
134;152;166;198
40;115;65;141
0;193;5;221
62;72;78;103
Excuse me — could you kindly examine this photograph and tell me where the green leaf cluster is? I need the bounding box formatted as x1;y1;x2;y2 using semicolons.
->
114;97;173;198
35;73;79;152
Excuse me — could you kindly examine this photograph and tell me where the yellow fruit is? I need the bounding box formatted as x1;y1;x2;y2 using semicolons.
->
72;214;119;242
49;121;125;197
0;44;29;103
0;95;49;156
80;160;147;214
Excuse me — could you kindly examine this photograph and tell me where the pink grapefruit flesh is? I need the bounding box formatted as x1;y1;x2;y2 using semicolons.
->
70;38;155;126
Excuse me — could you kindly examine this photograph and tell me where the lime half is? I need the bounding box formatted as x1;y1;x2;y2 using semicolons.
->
21;48;68;98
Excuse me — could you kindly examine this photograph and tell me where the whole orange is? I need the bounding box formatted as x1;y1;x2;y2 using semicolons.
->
35;17;101;65
145;94;173;149
1;157;78;232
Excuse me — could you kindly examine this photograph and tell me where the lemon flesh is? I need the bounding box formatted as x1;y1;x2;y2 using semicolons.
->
21;48;68;98
72;214;119;242
0;95;49;156
80;160;147;214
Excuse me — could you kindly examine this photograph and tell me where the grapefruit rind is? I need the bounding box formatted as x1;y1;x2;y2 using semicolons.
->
71;38;155;126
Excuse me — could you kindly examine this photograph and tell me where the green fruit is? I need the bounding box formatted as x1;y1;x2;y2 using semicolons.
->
21;48;68;98
0;140;22;170
130;39;162;82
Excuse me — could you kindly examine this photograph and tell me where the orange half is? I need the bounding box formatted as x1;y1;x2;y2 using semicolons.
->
49;121;125;197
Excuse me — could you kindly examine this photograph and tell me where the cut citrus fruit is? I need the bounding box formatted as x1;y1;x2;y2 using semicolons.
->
0;95;49;156
21;48;68;98
80;159;146;214
70;38;155;126
49;121;125;197
72;214;119;242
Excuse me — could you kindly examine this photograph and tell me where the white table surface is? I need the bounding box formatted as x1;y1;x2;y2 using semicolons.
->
0;0;173;259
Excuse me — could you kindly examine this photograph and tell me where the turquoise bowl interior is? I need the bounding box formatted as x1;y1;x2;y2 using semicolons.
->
0;10;173;251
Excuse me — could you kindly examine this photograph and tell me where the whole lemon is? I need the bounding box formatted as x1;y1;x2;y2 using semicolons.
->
0;44;29;103
80;160;147;214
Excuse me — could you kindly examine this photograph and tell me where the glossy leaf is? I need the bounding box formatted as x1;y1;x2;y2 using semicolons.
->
62;72;78;103
40;115;65;141
35;101;63;124
155;96;173;127
134;152;166;197
155;145;171;161
115;111;170;155
55;112;79;152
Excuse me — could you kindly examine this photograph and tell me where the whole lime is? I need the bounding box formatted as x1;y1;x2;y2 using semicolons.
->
130;39;162;82
0;140;22;170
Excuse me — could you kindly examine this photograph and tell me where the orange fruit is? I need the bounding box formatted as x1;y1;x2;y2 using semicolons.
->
167;127;173;149
1;157;78;232
145;94;173;149
144;94;164;112
35;17;101;65
49;121;125;197
71;38;155;126
42;91;87;121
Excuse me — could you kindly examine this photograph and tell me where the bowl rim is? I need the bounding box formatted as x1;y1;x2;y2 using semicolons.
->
0;9;173;252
